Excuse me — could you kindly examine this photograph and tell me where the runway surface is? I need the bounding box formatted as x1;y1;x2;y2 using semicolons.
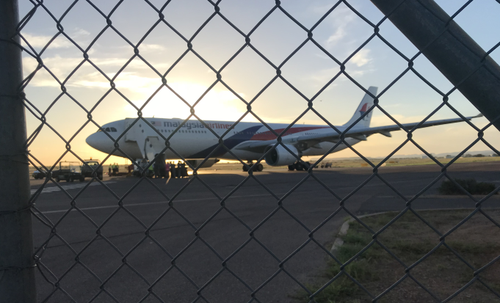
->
30;162;500;302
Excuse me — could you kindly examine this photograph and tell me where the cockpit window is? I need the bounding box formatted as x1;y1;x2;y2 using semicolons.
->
97;127;117;132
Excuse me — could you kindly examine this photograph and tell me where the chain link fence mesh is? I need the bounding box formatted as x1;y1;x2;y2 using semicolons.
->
6;0;500;301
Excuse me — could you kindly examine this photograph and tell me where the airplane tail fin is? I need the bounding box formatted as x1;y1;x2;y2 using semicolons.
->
343;86;378;128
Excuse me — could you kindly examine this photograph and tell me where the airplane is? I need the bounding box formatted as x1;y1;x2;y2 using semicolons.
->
86;86;481;172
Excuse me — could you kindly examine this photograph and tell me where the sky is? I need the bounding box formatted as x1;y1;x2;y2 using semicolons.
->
16;0;500;167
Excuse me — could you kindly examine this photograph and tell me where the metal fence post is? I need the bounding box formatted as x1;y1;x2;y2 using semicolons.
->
371;0;500;131
0;0;37;302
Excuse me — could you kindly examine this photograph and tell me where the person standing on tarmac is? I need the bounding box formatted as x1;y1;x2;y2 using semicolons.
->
140;159;148;177
153;154;160;178
175;161;182;178
180;162;188;178
177;162;182;178
159;160;167;179
170;162;176;179
165;162;170;179
147;161;154;178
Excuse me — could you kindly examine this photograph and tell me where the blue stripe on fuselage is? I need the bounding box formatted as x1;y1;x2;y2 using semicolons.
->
188;125;262;158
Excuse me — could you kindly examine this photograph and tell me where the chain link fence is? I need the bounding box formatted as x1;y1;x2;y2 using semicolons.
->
1;0;500;302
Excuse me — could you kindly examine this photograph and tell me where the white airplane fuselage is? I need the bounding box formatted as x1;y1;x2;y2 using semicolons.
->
86;86;478;169
86;118;358;162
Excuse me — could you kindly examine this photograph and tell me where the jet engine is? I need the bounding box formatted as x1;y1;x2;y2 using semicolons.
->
265;144;299;166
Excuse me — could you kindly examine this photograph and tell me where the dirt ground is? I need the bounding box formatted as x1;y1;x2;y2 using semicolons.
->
346;209;500;302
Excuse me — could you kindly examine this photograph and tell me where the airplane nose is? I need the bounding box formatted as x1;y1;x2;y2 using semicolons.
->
86;132;104;151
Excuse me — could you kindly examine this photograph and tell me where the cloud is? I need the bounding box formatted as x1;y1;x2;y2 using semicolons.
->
308;67;339;87
21;29;91;49
122;81;250;121
23;55;85;86
22;52;173;88
350;49;371;67
305;48;373;87
323;7;356;47
318;5;374;72
326;26;347;45
138;43;166;52
75;72;161;93
21;32;73;49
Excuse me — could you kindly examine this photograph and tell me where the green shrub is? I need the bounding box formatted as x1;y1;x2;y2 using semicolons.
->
438;178;496;195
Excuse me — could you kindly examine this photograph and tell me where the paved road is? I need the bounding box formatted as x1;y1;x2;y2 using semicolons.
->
30;162;500;302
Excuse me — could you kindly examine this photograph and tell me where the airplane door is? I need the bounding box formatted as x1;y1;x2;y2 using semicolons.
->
144;136;165;161
124;119;139;142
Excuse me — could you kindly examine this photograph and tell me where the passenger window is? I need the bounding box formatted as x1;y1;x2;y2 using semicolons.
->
111;127;117;132
105;127;110;132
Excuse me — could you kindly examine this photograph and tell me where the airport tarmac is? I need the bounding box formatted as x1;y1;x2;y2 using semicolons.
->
30;162;500;302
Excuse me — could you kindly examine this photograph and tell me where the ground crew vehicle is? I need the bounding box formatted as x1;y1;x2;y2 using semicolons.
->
32;170;50;179
52;161;84;182
81;159;103;180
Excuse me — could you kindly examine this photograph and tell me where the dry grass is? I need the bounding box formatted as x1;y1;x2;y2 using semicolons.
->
319;156;500;169
297;210;500;303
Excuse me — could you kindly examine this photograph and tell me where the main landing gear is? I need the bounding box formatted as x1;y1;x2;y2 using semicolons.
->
242;161;263;172
288;161;311;171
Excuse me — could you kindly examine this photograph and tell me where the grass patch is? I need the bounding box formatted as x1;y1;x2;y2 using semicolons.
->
311;156;500;169
294;210;500;303
438;178;497;195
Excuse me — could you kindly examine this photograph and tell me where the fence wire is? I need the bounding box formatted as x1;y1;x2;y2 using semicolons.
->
6;0;500;302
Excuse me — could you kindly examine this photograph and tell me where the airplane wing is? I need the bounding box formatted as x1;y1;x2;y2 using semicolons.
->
234;114;482;153
335;113;483;140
